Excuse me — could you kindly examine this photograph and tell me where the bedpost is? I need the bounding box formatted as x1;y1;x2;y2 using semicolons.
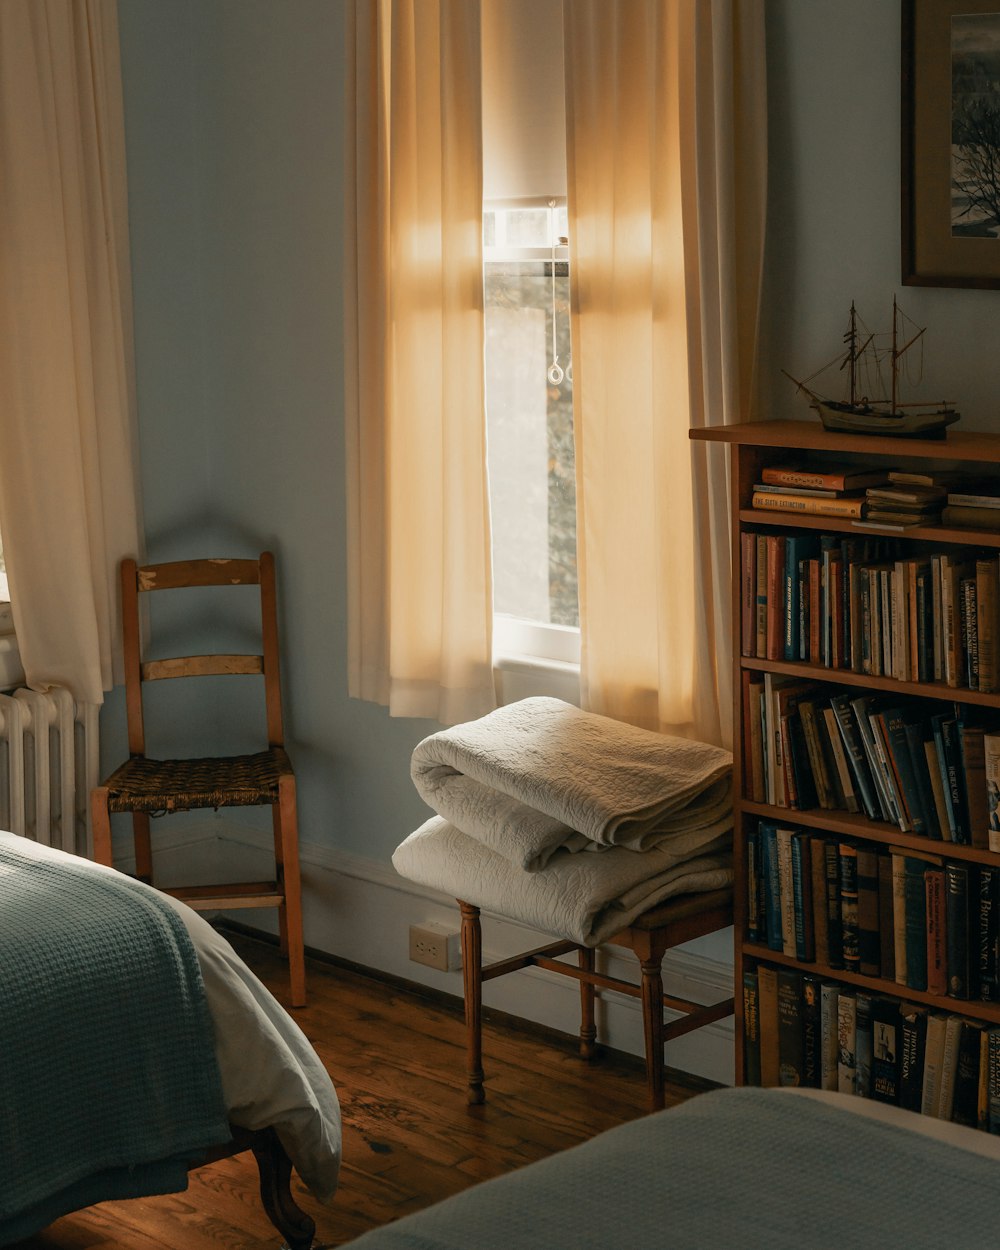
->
250;1126;316;1250
460;900;485;1105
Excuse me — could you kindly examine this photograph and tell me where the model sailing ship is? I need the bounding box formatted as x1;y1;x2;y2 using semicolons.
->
783;299;960;437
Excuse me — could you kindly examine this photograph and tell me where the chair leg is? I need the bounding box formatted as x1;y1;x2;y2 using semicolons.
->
132;811;153;883
639;953;667;1113
276;775;306;1008
90;787;113;866
459;900;485;1105
578;947;598;1060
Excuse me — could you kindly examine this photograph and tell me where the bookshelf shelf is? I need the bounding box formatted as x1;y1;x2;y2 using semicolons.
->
692;419;1000;1123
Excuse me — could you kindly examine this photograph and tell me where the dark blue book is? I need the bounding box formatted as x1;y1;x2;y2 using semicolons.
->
903;855;936;991
938;714;971;844
743;970;761;1087
902;717;942;839
829;692;880;821
791;831;815;962
746;825;762;943
931;712;960;840
760;822;783;952
882;707;929;835
784;535;818;661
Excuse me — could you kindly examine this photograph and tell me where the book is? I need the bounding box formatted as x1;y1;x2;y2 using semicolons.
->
869;996;900;1105
829;693;881;820
901;851;945;992
757;964;780;1088
798;699;838;810
802;973;822;1089
947;488;1000;508
922;1012;949;1116
868;482;947;506
746;678;766;804
925;866;947;996
962;574;980;688
938;1014;964;1121
783;534;817;661
871;710;912;833
790;831;815;962
978;865;1000;1001
987;731;1000;854
777;968;805;1086
746;825;763;944
936;713;970;844
952;1018;985;1128
855;990;873;1099
752;491;867;519
856;843;881;978
942;504;1000;531
945;859;975;999
809;833;830;968
776;827;796;958
765;534;786;662
988;1026;1000;1132
924;736;953;844
898;1003;928;1113
977;555;999;693
877;850;896;981
822;706;857;812
820;982;840;1092
960;721;990;850
903;717;942;840
743;970;761;1086
891;851;908;987
839;842;860;974
761;464;888;491
760;822;783;953
821;837;844;970
755;533;768;658
837;989;857;1095
852;694;894;822
881;707;928;835
740;530;757;657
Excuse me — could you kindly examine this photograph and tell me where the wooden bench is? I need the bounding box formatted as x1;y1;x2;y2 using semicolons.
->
459;887;734;1111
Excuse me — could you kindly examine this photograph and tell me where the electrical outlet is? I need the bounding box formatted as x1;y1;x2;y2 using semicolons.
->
409;922;461;971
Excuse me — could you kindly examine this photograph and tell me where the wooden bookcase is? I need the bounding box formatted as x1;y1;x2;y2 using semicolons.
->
690;419;1000;1100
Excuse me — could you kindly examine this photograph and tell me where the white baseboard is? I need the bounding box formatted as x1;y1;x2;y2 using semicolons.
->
124;819;736;1087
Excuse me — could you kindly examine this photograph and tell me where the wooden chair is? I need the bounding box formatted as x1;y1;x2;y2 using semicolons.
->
459;888;734;1111
91;553;305;1007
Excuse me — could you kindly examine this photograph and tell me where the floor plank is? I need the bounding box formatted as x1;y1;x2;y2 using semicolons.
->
15;929;717;1248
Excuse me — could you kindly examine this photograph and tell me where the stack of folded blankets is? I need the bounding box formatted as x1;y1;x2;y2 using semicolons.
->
392;697;734;947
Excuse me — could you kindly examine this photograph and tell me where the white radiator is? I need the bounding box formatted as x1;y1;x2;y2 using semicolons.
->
0;687;99;856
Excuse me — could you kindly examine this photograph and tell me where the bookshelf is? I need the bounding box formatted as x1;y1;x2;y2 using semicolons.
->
691;419;1000;1122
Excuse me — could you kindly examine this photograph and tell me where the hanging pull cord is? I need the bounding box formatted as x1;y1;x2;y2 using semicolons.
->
546;202;564;386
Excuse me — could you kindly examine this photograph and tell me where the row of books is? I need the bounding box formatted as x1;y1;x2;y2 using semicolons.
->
744;964;1000;1131
747;678;999;846
740;530;1000;692
748;824;1000;1000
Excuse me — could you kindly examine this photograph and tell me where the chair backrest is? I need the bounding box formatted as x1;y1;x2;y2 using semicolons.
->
121;553;285;757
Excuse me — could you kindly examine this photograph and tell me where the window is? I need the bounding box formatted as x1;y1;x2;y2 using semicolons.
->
483;201;579;662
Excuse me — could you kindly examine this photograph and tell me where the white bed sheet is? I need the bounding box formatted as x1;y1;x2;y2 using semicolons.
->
0;830;341;1203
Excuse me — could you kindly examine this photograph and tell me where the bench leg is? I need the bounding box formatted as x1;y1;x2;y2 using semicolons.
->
460;900;485;1105
640;955;666;1113
578;947;597;1060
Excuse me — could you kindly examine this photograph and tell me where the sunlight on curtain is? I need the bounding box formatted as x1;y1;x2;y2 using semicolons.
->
564;0;766;748
345;0;496;726
0;0;143;705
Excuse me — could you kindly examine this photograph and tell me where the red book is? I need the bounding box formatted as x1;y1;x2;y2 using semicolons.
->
925;866;947;996
807;559;822;665
741;531;757;657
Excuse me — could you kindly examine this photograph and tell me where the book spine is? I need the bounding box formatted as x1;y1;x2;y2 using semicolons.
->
791;832;815;962
877;850;896;981
882;708;925;834
746;825;762;944
870;996;900;1106
777;827;796;958
765;535;785;662
752;491;867;518
802;973;822;1089
855;991;873;1099
777;968;805;1087
830;694;879;821
987;732;1000;854
837;989;857;1095
757;964;779;1088
740;530;756;657
760;823;783;953
977;556;998;693
940;716;970;844
903;719;941;839
891;852;908;986
761;467;861;490
979;866;999;1002
961;724;990;851
742;970;761;1086
989;1027;1000;1133
839;843;860;974
755;534;768;659
823;838;844;970
937;1015;963;1121
820;983;840;1092
945;860;974;1000
922;1012;947;1117
952;1020;984;1128
925;867;947;997
856;845;881;978
903;857;930;992
898;1004;927;1113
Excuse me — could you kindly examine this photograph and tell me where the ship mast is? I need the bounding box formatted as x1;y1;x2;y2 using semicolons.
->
890;294;925;414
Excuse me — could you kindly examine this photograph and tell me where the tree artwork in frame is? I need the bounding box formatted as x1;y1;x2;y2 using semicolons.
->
903;0;1000;286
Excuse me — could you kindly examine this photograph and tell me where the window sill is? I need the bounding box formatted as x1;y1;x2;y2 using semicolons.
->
493;649;581;707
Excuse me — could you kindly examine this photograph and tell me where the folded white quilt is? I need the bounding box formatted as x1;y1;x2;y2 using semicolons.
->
410;697;733;871
393;816;732;946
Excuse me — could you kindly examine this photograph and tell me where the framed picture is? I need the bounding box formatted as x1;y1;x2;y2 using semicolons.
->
902;0;1000;286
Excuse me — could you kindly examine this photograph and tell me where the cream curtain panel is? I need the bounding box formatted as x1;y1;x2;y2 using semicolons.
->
0;0;142;705
345;0;496;726
564;0;766;748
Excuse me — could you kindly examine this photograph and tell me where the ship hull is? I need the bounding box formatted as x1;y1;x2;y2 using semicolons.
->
810;397;960;439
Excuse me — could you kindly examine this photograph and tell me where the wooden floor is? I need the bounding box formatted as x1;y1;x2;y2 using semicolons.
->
17;929;717;1249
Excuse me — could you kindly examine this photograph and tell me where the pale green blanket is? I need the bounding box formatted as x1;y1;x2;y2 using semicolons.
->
0;837;230;1245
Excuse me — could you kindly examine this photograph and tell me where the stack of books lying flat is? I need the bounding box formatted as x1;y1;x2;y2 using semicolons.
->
751;464;888;520
943;485;1000;532
864;480;947;528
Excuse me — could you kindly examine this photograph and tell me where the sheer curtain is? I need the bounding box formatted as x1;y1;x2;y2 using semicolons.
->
564;0;766;748
0;0;143;706
345;0;496;726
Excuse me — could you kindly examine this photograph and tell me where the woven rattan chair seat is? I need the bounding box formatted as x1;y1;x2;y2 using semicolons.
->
105;748;287;814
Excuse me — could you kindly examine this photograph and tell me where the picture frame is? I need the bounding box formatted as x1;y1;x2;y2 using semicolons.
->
902;0;1000;287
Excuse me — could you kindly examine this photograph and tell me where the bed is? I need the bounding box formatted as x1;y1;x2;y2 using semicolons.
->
340;1085;1000;1249
0;829;340;1250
